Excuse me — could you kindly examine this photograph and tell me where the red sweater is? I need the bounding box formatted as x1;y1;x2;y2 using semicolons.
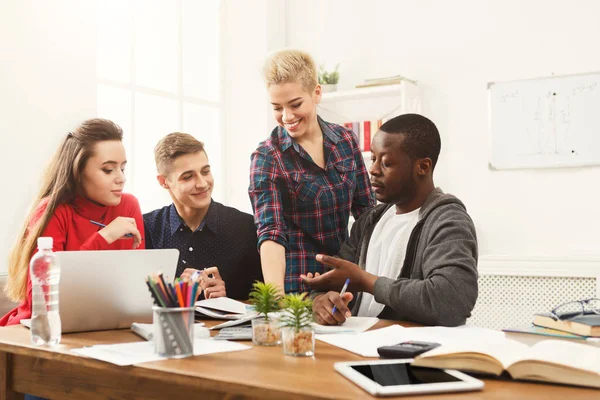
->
0;193;145;326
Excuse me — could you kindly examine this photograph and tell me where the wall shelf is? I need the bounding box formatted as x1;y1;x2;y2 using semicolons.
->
320;84;405;103
317;81;422;166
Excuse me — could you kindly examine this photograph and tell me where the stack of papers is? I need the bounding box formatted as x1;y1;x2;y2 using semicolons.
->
71;338;251;366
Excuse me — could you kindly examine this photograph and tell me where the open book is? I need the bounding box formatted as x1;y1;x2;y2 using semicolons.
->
412;338;600;389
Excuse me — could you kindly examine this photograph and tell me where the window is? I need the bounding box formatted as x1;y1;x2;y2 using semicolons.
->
96;0;223;213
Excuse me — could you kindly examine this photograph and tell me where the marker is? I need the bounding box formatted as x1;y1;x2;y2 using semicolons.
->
332;278;350;315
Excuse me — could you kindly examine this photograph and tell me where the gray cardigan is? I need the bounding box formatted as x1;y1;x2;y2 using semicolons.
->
336;188;478;326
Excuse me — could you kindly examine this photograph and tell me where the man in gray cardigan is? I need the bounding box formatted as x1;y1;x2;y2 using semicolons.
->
302;114;478;327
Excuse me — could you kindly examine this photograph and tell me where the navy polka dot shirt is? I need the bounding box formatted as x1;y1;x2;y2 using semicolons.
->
143;201;263;300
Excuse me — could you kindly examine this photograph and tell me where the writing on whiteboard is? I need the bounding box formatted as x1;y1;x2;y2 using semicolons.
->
489;72;600;169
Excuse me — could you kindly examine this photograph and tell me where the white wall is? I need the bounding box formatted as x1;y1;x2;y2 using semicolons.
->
284;0;600;258
0;0;97;272
221;0;286;213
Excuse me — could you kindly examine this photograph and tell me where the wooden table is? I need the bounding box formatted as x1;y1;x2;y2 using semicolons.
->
0;320;598;400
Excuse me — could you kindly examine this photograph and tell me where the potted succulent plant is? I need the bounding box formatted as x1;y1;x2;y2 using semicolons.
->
318;64;340;93
248;281;282;346
279;293;315;357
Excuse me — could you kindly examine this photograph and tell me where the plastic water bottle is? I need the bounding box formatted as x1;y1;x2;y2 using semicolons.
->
30;237;61;345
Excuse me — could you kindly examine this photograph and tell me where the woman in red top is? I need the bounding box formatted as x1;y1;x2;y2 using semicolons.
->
1;118;144;326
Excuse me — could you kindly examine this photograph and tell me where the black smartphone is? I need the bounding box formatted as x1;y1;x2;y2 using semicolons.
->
377;341;441;359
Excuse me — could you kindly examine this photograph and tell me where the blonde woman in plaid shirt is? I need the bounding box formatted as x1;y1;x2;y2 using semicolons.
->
249;49;375;294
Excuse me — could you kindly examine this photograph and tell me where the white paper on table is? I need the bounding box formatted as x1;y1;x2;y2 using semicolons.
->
316;324;406;357
311;317;379;334
71;338;251;366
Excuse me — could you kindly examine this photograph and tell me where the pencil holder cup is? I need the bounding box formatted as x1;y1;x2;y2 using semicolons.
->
153;306;195;358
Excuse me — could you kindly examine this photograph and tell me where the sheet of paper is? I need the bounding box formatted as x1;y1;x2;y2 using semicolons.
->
195;297;247;314
316;324;406;357
311;317;379;334
71;338;251;366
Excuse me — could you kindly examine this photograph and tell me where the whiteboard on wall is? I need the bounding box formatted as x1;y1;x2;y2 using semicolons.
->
489;72;600;169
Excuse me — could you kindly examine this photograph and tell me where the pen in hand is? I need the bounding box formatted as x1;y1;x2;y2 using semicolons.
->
89;220;137;239
332;278;351;315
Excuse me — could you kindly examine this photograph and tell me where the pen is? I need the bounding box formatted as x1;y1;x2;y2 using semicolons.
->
332;278;350;315
90;220;140;239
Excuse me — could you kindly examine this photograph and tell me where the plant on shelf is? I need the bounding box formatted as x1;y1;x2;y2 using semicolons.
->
248;281;283;346
279;293;315;356
318;64;340;93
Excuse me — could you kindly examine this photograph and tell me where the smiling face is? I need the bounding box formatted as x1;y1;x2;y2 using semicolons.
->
268;81;322;139
159;150;213;211
369;131;418;205
80;140;127;206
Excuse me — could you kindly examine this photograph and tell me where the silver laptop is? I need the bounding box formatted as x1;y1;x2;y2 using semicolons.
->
23;249;179;333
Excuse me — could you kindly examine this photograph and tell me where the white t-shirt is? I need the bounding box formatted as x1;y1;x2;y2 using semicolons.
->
357;206;421;317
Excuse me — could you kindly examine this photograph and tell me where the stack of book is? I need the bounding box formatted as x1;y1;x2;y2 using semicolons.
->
531;311;600;337
355;74;417;88
501;310;600;341
343;120;383;152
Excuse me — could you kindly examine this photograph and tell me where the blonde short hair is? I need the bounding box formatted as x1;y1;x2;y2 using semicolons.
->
154;132;206;175
262;49;318;92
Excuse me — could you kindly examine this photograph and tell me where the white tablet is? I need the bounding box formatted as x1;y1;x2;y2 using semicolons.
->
334;359;484;397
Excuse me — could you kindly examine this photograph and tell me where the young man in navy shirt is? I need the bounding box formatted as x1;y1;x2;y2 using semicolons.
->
144;133;263;300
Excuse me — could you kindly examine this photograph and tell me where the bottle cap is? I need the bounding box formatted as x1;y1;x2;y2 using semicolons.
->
37;237;53;250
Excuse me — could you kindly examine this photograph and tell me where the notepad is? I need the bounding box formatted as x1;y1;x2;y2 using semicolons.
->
311;317;379;334
71;338;251;366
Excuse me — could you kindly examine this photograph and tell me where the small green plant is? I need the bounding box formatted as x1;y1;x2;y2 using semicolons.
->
248;281;282;321
280;293;313;333
318;64;340;85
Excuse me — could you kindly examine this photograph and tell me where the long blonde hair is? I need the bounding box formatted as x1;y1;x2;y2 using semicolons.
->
5;118;123;302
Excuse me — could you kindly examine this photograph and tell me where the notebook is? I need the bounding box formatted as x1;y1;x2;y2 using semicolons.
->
533;312;600;337
130;322;208;341
195;297;258;320
412;337;600;389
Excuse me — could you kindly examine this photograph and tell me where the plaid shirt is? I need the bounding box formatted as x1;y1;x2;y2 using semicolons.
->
249;116;375;293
